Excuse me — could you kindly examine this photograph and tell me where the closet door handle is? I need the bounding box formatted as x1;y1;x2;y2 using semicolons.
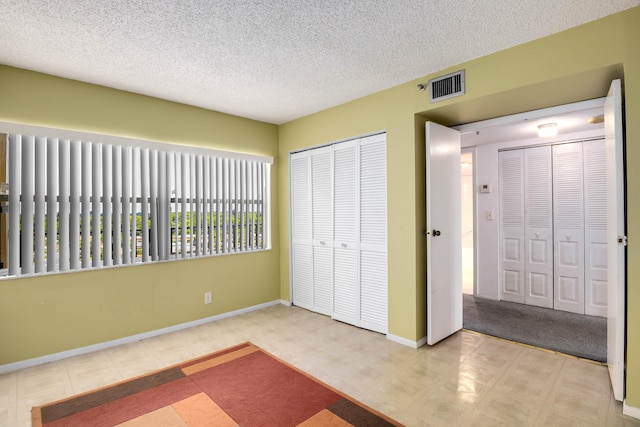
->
341;243;347;248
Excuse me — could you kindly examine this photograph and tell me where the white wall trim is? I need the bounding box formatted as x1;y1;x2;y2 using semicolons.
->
279;299;292;306
0;300;282;375
623;401;640;420
387;334;427;348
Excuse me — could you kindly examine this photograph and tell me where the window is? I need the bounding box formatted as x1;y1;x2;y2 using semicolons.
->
0;126;272;278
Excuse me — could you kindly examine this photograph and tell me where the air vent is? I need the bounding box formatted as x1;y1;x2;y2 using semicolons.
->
429;70;465;103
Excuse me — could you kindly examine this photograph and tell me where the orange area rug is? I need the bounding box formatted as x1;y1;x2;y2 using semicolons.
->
32;342;402;426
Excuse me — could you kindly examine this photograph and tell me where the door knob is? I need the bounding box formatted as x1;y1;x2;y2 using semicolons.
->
432;229;441;236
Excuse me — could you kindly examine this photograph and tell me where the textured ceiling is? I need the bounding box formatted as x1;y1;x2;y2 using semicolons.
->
1;1;639;124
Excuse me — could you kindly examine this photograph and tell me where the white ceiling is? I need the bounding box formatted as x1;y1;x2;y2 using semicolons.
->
1;1;638;125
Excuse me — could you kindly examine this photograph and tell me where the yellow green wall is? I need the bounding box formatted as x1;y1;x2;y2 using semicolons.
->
279;7;640;407
0;65;280;365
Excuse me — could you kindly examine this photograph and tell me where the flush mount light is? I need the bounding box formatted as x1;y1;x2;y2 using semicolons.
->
588;115;605;124
538;123;558;138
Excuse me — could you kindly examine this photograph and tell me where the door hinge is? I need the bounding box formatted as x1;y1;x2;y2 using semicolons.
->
618;236;628;246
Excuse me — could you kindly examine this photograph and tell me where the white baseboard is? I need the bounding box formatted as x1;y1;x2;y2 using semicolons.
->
386;333;427;348
279;299;292;306
0;299;282;375
624;401;640;419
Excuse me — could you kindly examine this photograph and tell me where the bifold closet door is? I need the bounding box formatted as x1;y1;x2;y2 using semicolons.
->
553;142;585;314
290;151;313;311
523;146;553;308
358;134;388;334
290;147;335;317
499;147;553;307
499;150;525;303
332;140;359;327
290;135;388;333
310;147;334;316
583;139;608;317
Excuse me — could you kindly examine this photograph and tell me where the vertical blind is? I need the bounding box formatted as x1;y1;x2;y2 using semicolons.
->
6;133;271;277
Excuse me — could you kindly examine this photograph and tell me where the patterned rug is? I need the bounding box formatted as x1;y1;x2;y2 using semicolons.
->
32;342;402;426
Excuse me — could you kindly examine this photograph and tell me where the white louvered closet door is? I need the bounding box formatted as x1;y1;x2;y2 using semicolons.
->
359;134;388;334
553;142;585;314
499;150;525;303
290;151;313;311
311;147;334;316
523;146;553;308
333;140;359;326
583;139;608;317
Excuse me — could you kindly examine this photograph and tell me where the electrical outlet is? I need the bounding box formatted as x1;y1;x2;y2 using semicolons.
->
204;291;212;304
486;210;494;220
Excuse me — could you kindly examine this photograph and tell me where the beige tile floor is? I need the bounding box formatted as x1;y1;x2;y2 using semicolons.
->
1;304;639;427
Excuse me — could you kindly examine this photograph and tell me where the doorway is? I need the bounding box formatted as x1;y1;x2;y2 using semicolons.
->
454;95;619;375
426;80;625;402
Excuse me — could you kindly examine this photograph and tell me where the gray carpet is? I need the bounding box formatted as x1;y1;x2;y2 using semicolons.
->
463;295;607;362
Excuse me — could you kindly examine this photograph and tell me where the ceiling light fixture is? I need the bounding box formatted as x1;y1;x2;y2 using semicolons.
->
538;123;558;138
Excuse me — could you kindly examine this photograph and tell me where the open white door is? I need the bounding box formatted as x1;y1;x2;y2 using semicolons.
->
605;79;626;402
426;122;462;345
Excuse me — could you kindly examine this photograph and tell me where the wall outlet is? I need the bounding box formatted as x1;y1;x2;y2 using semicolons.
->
204;291;212;304
486;210;494;220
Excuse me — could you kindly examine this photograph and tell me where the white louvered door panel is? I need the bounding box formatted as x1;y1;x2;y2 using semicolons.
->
583;139;608;317
291;152;311;243
553;143;585;314
359;134;387;334
290;151;313;311
523;146;553;308
333;140;359;326
311;147;334;316
499;150;525;303
292;245;313;310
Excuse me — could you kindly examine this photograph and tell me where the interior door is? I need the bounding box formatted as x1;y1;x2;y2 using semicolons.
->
553;142;585;314
358;134;388;334
583;139;608;317
499;150;525;304
523;146;553;309
290;151;313;311
605;79;626;402
426;122;462;345
311;147;334;316
333;140;359;327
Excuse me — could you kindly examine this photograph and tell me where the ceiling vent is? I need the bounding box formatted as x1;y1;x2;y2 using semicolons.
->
429;70;465;103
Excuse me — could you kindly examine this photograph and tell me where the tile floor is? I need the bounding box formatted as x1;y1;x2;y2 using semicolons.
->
1;304;639;426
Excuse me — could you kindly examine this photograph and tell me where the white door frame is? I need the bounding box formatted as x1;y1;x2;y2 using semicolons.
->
461;146;477;296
